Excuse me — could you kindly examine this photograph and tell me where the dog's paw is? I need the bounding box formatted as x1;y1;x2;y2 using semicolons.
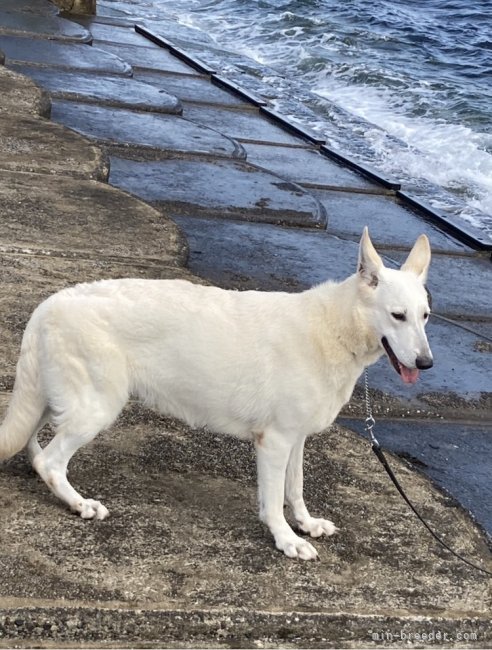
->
74;499;109;521
275;533;319;560
298;517;338;538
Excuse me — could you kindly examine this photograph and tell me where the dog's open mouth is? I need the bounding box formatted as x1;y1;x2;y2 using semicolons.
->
382;337;419;385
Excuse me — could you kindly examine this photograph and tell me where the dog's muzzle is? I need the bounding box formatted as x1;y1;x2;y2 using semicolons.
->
381;337;431;384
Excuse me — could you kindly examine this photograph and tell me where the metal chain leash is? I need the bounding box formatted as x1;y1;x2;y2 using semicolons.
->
362;368;492;577
363;368;378;446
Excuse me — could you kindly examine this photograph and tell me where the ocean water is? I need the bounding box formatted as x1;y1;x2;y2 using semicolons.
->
102;0;492;235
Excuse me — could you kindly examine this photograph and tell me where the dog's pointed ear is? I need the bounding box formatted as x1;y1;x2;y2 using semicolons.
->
358;227;383;287
401;234;431;283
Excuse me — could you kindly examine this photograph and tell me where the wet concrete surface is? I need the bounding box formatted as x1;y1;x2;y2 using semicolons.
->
0;9;92;43
0;4;490;647
85;20;165;48
389;250;491;318
51;100;246;159
398;187;492;250
183;104;310;145
110;157;327;227
339;417;492;539
175;215;372;290
0;34;132;75
312;189;472;254
242;143;379;192
8;65;183;114
134;69;252;107
90;40;200;74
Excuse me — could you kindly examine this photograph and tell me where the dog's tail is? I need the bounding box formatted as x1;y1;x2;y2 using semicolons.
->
0;320;46;460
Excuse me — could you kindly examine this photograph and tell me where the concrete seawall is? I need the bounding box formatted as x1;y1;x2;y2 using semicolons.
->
0;1;490;647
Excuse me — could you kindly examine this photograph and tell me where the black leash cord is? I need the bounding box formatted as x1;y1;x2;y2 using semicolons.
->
363;369;492;578
371;440;492;577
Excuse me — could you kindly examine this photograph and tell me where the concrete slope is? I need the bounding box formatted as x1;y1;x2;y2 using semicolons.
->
0;409;490;647
0;5;490;649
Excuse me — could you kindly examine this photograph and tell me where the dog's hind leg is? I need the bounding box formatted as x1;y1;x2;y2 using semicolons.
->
31;381;127;520
32;426;109;519
255;428;319;560
32;401;121;520
285;436;338;538
30;325;130;518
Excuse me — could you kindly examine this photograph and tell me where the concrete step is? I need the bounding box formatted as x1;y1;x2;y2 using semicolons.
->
51;100;246;160
0;171;185;266
77;18;164;49
183;104;310;146
0;114;108;181
8;65;182;114
110;157;327;227
94;40;203;75
134;69;253;108
243;142;380;193
0;9;91;43
0;34;132;76
0;65;50;118
312;188;473;254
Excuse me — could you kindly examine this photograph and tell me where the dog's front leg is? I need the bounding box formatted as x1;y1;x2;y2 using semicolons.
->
285;436;338;539
255;429;318;560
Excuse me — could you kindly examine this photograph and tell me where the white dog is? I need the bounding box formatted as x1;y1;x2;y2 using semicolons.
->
0;228;432;560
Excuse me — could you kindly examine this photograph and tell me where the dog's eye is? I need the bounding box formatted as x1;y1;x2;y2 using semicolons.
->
424;312;430;319
391;312;406;321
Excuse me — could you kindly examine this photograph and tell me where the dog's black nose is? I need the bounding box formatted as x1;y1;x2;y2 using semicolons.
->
416;356;433;370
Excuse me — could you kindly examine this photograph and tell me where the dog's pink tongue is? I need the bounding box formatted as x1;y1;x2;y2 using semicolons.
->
400;365;420;384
